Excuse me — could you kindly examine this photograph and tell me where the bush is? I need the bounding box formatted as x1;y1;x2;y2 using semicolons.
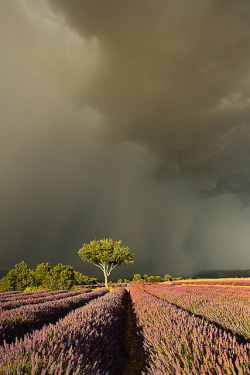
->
132;274;144;282
24;286;45;292
0;262;98;292
0;262;35;292
0;277;13;293
164;274;172;281
147;276;163;283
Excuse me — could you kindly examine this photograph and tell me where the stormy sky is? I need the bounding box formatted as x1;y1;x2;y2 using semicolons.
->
1;0;250;278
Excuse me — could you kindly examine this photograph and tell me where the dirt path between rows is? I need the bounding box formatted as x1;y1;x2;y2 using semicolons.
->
122;293;150;375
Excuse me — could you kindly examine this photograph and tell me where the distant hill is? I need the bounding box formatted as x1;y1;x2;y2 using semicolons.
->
0;270;9;279
193;269;250;279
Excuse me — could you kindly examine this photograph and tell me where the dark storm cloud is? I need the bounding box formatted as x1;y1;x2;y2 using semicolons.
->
0;0;250;277
49;0;250;195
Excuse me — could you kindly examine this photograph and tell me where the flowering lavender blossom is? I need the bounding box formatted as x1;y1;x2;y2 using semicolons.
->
0;291;23;300
0;288;107;345
0;287;128;375
144;284;250;339
129;286;250;375
0;289;67;303
0;289;91;311
82;283;128;289
171;279;250;286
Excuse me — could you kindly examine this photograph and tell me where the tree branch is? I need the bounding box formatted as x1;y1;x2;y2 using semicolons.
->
107;263;117;276
95;263;105;272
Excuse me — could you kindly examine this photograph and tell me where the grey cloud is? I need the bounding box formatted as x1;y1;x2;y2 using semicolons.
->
49;0;250;195
0;0;250;277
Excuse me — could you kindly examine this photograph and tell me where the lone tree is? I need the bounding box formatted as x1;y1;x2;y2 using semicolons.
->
78;238;134;289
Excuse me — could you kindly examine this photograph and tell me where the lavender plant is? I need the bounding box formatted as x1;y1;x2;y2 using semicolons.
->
0;291;23;299
0;287;128;375
0;289;91;311
130;286;250;375
0;288;106;345
144;284;250;339
171;279;250;286
0;289;67;303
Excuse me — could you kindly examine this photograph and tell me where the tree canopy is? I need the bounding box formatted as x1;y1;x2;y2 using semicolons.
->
0;262;97;292
78;238;134;288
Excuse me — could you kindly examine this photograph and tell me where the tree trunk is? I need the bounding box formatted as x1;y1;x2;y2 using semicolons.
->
104;271;109;289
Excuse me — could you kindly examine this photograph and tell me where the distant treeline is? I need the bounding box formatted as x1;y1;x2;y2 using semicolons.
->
193;269;250;278
0;262;98;293
0;263;178;293
80;274;179;287
129;273;177;283
94;274;175;284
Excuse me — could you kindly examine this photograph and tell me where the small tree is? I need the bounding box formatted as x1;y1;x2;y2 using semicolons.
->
133;273;144;282
6;262;35;291
147;275;163;283
164;274;172;281
78;238;134;289
74;271;97;286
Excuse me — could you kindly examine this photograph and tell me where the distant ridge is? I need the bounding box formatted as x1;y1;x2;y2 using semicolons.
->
0;270;9;279
193;269;250;279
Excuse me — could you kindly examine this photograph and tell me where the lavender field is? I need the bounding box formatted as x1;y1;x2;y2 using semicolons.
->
0;283;249;374
143;284;250;339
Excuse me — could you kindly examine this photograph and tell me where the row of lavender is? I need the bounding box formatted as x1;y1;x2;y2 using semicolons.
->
171;279;250;286
0;289;66;303
80;283;128;289
0;284;249;374
0;288;106;345
0;288;128;375
143;284;250;340
129;286;250;375
0;289;92;311
0;291;23;298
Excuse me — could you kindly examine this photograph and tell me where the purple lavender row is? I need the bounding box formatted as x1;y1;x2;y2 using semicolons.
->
130;286;250;375
0;288;107;346
144;284;250;340
0;289;67;305
0;291;23;299
0;287;128;375
172;279;250;286
0;289;91;311
0;289;67;303
82;283;128;288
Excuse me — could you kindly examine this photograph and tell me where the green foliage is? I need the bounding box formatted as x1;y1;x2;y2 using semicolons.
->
78;238;134;266
34;262;51;287
132;274;164;283
147;275;163;283
132;274;144;282
44;264;76;291
78;238;134;288
0;262;35;292
0;261;97;292
74;271;97;285
24;286;45;292
164;274;172;281
0;277;13;293
130;274;173;283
